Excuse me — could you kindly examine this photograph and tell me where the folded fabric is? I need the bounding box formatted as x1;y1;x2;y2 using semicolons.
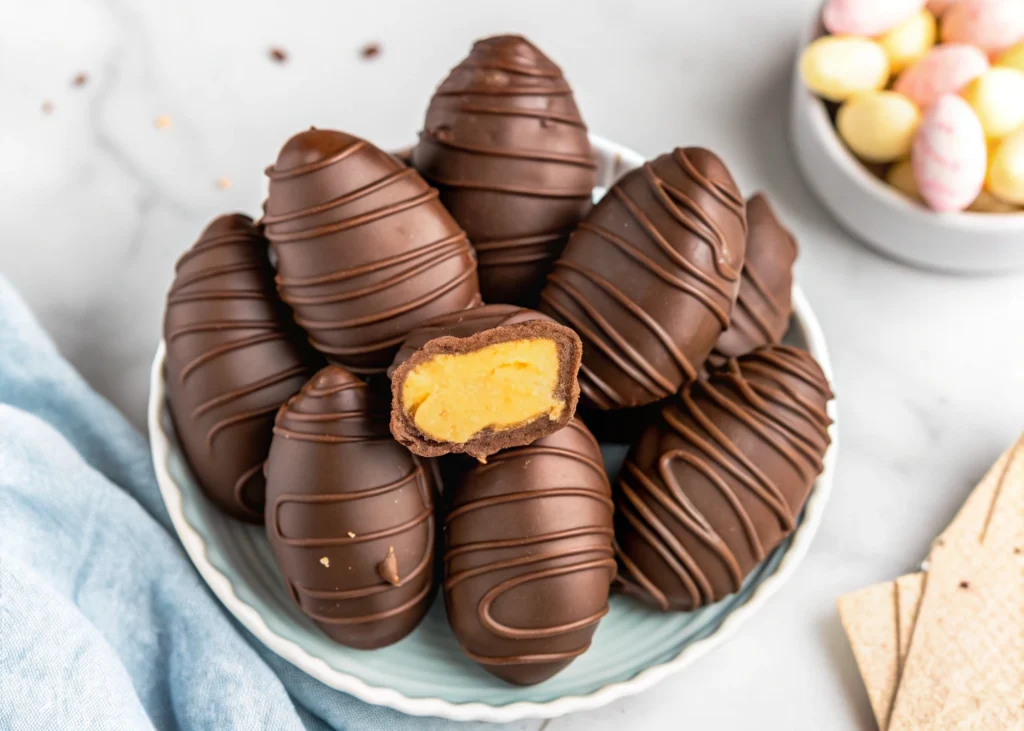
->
0;276;487;731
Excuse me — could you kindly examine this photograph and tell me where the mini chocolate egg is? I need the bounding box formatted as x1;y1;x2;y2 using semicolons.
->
961;67;1024;139
942;0;1024;57
912;94;987;212
986;127;1024;204
799;36;890;102
879;9;938;74
823;0;927;37
887;159;923;201
838;91;921;163
894;43;989;108
998;39;1024;72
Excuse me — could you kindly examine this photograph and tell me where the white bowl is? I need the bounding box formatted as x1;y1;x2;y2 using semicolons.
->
147;135;839;722
789;16;1024;275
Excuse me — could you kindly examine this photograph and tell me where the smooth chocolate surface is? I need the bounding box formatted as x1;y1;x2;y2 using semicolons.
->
413;35;597;307
540;147;748;410
711;194;797;365
264;128;481;374
389;305;582;459
614;346;832;611
444;419;615;685
264;366;437;649
163;213;313;522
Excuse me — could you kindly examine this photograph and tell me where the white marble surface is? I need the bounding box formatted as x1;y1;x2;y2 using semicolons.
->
3;0;1024;728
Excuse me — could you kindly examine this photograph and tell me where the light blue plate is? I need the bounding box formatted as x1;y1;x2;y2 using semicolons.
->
147;136;838;722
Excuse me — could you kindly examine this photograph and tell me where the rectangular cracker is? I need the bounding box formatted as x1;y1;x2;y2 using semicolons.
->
887;438;1024;731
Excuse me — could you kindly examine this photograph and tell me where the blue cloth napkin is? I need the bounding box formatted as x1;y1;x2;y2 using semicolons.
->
0;276;492;731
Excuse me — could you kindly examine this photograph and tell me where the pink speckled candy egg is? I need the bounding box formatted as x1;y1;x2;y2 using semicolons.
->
823;0;927;36
942;0;1024;56
912;94;987;211
894;43;989;107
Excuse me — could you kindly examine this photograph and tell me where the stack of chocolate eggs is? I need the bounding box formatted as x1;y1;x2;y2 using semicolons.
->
163;34;834;686
800;0;1024;213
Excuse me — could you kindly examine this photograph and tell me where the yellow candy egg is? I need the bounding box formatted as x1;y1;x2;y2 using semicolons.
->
968;190;1021;213
997;40;1024;74
960;67;1024;140
838;91;921;163
879;10;938;74
800;36;891;102
886;159;922;201
986;127;1024;205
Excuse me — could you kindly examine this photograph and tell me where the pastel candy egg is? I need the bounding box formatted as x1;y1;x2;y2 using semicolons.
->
894;43;989;107
823;0;927;37
996;39;1024;72
800;36;891;102
942;0;1024;56
838;91;921;162
880;10;938;73
986;127;1024;204
960;67;1024;138
912;94;988;211
887;159;923;201
968;189;1022;211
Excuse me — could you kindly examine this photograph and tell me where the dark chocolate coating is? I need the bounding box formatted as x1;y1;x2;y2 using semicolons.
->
710;194;797;365
444;419;615;685
264;366;437;649
388;305;582;459
614;346;832;611
264;128;481;374
413;35;597;307
163;214;312;522
539;147;748;410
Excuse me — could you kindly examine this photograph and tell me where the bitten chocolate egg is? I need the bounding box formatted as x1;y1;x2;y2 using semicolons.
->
389;305;582;460
614;346;832;611
710;194;797;365
539;147;747;410
444;419;615;685
412;35;597;307
264;128;481;374
163;214;313;522
265;366;437;649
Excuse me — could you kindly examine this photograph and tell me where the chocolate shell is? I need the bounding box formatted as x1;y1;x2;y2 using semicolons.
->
614;346;832;611
444;419;616;685
412;35;597;307
710;194;797;365
163;214;313;522
389;305;582;459
263;128;481;374
264;366;437;649
539;147;747;410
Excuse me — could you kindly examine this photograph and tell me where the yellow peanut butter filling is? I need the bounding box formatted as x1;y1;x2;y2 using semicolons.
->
401;338;564;444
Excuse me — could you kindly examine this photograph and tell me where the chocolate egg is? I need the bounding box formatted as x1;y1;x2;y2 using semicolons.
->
264;128;481;374
711;194;797;365
540;147;747;410
413;35;597;307
444;418;615;685
614;346;832;611
163;214;313;522
265;366;437;649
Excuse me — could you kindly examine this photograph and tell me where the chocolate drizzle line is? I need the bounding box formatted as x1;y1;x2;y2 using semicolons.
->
540;148;749;409
163;214;312;522
614;346;832;610
444;420;616;673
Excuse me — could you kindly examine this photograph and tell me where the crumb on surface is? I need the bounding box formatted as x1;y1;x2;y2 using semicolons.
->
360;42;381;60
41;100;54;115
71;72;88;87
216;177;232;190
319;556;330;568
347;531;356;538
269;47;288;63
154;115;171;129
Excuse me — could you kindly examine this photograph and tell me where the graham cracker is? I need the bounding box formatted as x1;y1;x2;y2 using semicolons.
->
838;580;901;729
887;438;1024;731
894;572;924;674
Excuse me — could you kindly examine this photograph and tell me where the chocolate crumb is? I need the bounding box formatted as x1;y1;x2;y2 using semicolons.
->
1014;547;1021;555
319;557;330;568
377;546;400;586
71;72;88;88
41;101;54;115
215;177;232;190
360;43;381;60
269;47;288;64
959;580;970;589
